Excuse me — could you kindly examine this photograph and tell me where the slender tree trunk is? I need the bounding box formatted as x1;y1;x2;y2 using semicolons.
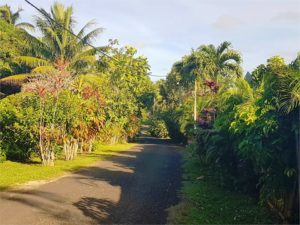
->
79;138;83;154
39;99;45;163
88;139;93;153
64;138;79;160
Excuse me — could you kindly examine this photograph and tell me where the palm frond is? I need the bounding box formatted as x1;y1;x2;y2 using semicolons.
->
37;8;53;25
217;41;231;55
75;55;96;64
23;32;54;60
218;78;256;108
14;56;50;68
45;27;64;51
0;73;29;84
31;65;56;74
79;28;103;46
19;2;101;74
11;7;23;24
219;50;242;65
198;44;216;56
16;22;35;31
77;19;97;38
278;70;300;114
72;47;104;60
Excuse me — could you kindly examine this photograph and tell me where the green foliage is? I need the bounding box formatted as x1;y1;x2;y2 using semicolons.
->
148;118;169;138
95;41;155;142
0;20;34;94
0;2;155;165
1;2;298;222
160;44;299;222
164;41;242;93
250;64;267;87
152;42;242;144
0;20;30;77
0;93;39;161
0;52;153;162
160;109;188;143
194;59;299;222
168;144;272;224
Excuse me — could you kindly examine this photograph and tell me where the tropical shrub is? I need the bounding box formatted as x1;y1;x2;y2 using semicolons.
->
0;3;155;157
0;93;39;161
148;118;169;138
193;59;299;223
157;46;299;223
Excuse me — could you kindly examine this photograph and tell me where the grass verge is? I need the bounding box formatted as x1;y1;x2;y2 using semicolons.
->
168;144;273;224
0;143;136;191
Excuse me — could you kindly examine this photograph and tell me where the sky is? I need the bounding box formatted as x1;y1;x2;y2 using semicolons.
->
3;0;300;80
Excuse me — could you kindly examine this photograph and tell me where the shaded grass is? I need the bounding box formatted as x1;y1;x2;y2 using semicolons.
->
0;143;136;190
168;144;273;224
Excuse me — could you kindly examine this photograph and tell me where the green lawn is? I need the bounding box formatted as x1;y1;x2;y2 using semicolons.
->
168;144;273;224
0;143;137;190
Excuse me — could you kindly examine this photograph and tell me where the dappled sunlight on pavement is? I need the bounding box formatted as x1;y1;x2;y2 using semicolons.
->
0;139;182;224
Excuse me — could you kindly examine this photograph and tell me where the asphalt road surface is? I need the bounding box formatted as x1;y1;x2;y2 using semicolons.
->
0;138;182;225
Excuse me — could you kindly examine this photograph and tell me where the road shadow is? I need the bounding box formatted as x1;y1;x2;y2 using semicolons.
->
74;197;116;221
72;139;182;224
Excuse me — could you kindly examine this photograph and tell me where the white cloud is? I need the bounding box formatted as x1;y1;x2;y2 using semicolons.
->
212;15;242;31
271;11;300;23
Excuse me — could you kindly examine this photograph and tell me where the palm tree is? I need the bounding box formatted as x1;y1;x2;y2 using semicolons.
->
0;5;34;30
278;69;300;153
190;42;242;127
280;55;300;113
196;41;242;79
279;70;300;114
23;2;102;72
277;66;300;221
1;2;103;86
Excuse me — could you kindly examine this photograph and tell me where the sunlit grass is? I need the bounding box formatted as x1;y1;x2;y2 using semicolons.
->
0;143;137;190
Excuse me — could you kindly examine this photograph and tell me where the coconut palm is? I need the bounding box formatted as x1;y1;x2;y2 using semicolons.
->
0;5;34;30
4;2;103;79
0;2;104;95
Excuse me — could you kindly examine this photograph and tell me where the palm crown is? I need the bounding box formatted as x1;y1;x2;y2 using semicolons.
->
196;41;242;79
16;2;103;74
